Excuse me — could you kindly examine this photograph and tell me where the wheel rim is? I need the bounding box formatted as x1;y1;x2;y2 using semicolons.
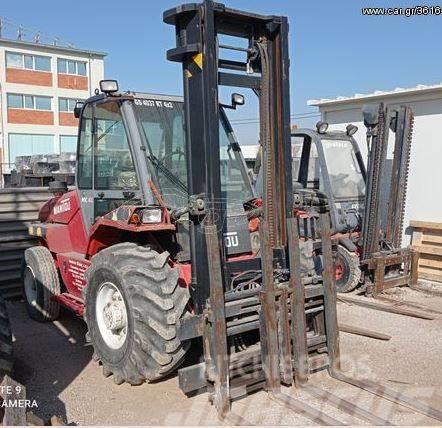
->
335;261;344;281
23;266;38;307
95;282;128;350
335;252;350;288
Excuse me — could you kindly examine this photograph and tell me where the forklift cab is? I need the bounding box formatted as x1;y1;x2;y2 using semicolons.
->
74;82;255;256
292;124;367;234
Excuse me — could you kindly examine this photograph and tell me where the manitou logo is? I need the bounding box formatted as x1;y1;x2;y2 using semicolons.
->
54;198;71;215
224;231;239;248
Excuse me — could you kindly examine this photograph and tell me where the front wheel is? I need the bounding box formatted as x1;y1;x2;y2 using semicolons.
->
84;243;190;385
334;245;361;293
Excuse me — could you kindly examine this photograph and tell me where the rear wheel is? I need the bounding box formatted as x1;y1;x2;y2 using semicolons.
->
84;243;190;385
335;245;361;293
22;246;60;322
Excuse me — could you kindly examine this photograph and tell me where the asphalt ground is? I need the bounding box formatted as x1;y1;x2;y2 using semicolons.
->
9;285;442;425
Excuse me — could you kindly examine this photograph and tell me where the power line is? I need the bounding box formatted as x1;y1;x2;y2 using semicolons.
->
230;111;320;122
230;112;320;125
0;16;75;47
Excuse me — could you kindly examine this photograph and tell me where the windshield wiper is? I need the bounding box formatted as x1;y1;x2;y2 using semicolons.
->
147;153;188;193
95;120;120;144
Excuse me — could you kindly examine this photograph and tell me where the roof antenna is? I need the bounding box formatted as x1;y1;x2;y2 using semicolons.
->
17;25;24;40
0;18;3;39
34;32;41;43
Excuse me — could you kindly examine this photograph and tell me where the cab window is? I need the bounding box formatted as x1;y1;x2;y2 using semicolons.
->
77;105;93;189
93;102;139;190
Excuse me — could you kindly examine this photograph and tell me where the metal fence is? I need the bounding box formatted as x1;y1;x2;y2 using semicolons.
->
0;187;51;298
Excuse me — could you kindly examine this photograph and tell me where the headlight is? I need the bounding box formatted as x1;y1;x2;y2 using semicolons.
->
250;231;260;253
140;208;162;224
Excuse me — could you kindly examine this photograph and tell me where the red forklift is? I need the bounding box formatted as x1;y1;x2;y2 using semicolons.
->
22;1;440;423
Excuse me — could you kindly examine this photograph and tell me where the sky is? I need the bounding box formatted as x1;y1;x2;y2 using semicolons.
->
1;0;441;144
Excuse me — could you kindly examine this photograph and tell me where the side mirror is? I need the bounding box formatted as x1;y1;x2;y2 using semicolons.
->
232;93;245;108
73;101;84;119
220;93;245;110
346;124;358;136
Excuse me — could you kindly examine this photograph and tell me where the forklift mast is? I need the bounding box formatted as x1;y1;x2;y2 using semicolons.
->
164;0;341;417
164;1;293;310
360;103;417;295
361;103;414;258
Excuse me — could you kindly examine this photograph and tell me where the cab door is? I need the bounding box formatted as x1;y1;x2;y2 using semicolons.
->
77;103;94;230
77;100;142;231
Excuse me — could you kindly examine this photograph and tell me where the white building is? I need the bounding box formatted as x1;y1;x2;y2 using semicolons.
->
0;38;106;173
308;83;442;243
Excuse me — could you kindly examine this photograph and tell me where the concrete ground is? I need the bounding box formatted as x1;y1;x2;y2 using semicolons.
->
10;285;442;426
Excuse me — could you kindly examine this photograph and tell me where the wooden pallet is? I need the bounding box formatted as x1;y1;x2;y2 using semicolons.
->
410;220;442;283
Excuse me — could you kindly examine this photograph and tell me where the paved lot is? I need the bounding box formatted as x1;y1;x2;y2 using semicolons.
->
10;286;442;425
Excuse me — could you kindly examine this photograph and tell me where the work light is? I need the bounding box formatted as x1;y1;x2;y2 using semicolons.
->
316;121;329;134
99;80;119;94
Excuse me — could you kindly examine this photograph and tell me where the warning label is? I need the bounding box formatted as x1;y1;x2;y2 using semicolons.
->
67;259;88;289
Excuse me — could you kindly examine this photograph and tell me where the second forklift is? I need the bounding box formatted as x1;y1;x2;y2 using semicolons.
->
291;104;418;295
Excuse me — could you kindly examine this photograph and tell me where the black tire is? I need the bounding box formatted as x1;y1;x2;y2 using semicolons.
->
335;245;361;293
22;246;60;322
84;243;190;385
0;297;13;380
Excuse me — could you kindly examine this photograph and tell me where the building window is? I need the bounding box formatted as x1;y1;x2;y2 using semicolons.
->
57;58;87;76
7;94;23;109
6;52;51;72
60;135;77;153
8;134;55;165
59;98;83;113
7;94;52;111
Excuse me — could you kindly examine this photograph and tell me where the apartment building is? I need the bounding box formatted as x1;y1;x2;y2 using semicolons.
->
0;38;106;171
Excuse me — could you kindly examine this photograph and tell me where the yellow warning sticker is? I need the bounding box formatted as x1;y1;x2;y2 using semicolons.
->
193;53;203;69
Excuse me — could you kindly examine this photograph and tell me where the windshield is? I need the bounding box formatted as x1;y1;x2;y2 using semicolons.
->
321;138;365;199
133;99;253;213
134;99;188;208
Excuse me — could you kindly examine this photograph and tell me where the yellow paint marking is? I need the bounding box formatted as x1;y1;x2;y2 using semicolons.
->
185;69;192;78
193;52;203;69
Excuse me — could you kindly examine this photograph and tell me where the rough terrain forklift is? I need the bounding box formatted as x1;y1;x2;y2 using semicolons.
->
22;1;440;423
291;104;418;295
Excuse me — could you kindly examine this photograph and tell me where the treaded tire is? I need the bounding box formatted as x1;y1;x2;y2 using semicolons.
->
335;245;361;293
84;243;190;385
22;246;60;322
0;297;13;380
